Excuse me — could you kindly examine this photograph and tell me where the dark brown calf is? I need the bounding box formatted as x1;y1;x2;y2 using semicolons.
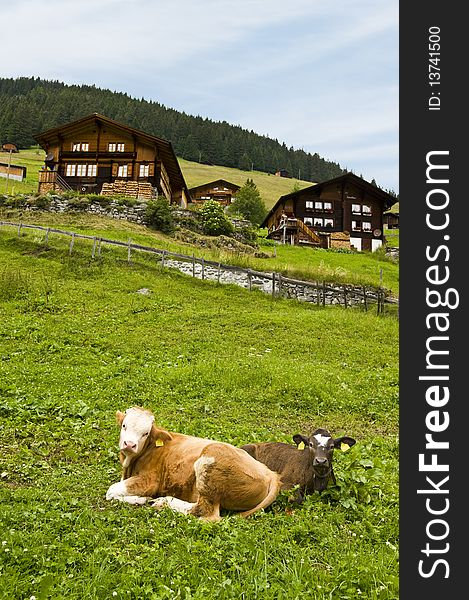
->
241;428;356;503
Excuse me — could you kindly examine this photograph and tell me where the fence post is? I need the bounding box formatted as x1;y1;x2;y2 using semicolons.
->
92;237;97;258
272;272;276;297
322;281;326;307
278;273;282;297
127;240;132;263
343;285;348;308
247;269;252;291
17;223;22;237
45;228;50;245
192;253;195;278
218;263;221;283
69;233;75;255
161;250;166;267
98;238;102;258
363;286;368;311
201;258;205;280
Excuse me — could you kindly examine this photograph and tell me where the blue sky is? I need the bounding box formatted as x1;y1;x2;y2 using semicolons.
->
2;0;398;192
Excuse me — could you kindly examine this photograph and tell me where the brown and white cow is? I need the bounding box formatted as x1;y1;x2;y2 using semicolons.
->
241;428;356;503
106;407;281;521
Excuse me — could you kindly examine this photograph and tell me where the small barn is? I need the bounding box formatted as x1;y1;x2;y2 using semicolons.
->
261;173;396;252
1;142;19;153
34;113;190;206
188;179;240;207
383;206;399;229
0;162;26;182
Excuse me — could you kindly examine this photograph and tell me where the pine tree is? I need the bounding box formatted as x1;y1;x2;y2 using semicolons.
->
227;179;267;226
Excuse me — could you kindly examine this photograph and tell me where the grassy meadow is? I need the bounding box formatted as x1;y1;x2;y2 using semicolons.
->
0;210;399;295
0;217;398;599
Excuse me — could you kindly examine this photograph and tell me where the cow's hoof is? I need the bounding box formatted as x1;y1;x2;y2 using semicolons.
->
150;497;169;510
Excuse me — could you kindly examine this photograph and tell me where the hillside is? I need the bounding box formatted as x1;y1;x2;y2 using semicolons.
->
0;77;346;184
0;207;399;294
3;147;313;209
0;217;398;598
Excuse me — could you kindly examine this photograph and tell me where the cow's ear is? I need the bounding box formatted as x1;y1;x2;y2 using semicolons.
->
293;434;309;448
151;424;173;443
116;411;126;425
333;436;356;450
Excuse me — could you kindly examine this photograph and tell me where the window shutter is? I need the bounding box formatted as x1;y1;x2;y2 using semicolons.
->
148;163;155;177
127;164;133;177
112;163;118;177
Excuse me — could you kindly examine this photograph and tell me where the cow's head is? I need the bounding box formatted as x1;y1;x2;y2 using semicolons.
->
293;428;356;492
116;407;172;461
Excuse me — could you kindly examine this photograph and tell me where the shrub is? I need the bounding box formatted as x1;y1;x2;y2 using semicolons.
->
198;199;234;236
145;196;175;234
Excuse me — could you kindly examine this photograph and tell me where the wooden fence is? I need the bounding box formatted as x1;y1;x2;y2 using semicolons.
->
0;220;398;315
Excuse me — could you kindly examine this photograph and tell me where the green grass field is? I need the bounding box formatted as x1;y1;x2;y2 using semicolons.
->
0;211;399;295
0;217;398;599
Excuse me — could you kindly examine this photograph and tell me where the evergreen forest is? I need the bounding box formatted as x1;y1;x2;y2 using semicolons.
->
0;77;347;184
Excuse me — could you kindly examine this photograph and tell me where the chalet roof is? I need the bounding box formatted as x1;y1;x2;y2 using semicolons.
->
260;172;397;228
34;113;189;196
188;179;241;193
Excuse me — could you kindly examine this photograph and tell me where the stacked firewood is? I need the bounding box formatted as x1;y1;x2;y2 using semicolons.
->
137;182;153;200
100;180;154;199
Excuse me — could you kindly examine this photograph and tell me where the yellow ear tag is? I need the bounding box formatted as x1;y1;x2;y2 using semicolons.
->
297;441;305;450
155;439;164;447
340;442;350;452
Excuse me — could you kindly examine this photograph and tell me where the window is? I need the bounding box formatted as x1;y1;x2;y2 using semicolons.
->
72;143;89;152
76;164;88;177
314;217;323;226
87;164;97;177
352;220;361;231
118;165;128;177
139;164;149;177
108;143;125;152
324;218;334;228
352;204;361;214
66;164;76;177
324;202;332;211
362;221;372;231
314;201;323;210
304;217;313;225
305;201;314;209
362;205;372;214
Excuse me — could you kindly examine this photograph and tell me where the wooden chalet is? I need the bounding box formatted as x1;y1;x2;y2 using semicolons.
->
188;179;240;207
34;113;190;206
261;173;396;252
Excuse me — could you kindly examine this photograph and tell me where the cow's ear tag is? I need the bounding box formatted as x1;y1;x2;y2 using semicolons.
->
155;439;164;447
340;442;350;452
297;441;305;450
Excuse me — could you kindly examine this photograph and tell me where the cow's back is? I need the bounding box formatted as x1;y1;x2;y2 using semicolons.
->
241;442;312;492
195;443;281;513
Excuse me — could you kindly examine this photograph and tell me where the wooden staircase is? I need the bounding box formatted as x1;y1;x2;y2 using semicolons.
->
295;219;322;245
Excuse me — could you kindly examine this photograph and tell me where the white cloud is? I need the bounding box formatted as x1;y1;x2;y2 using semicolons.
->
1;0;398;191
